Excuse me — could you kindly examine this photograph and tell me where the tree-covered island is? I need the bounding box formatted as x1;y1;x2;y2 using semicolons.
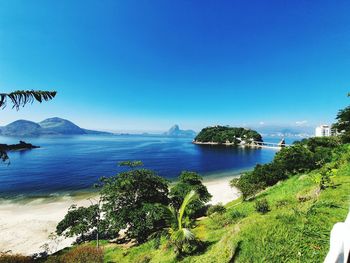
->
193;126;263;146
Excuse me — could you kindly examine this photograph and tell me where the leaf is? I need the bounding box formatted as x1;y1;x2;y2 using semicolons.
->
0;90;57;110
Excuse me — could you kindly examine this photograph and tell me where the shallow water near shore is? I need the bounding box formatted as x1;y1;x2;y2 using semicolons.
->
0;134;297;255
0;134;284;199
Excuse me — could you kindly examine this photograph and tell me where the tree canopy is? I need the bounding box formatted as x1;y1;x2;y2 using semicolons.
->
332;95;350;143
56;204;101;242
170;171;211;218
231;139;338;200
195;126;262;144
98;167;170;243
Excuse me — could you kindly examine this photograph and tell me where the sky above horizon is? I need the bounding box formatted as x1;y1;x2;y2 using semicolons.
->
0;1;349;132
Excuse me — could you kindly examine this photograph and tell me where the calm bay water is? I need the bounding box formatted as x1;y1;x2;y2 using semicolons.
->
0;135;290;198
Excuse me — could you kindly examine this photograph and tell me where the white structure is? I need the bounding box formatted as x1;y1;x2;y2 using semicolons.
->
324;211;350;263
315;125;331;137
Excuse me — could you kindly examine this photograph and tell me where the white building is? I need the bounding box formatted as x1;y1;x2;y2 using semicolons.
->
315;125;331;137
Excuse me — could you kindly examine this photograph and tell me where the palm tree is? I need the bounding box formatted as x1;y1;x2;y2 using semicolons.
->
0;90;57;163
168;190;198;255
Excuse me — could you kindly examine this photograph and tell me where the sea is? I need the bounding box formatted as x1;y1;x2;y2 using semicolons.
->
0;135;298;198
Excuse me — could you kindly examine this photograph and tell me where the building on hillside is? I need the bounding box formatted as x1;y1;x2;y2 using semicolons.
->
315;125;332;137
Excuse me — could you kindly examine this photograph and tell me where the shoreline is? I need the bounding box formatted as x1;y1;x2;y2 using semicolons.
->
0;175;241;256
193;140;285;149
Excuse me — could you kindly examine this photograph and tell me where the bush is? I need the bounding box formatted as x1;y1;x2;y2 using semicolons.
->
230;176;264;200
230;141;338;199
229;209;246;221
319;167;334;190
274;145;316;174
0;254;34;263
255;198;270;214
136;254;152;263
207;203;226;216
61;246;104;263
275;199;290;208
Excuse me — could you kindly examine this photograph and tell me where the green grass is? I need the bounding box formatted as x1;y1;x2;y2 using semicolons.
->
46;149;350;263
100;166;349;263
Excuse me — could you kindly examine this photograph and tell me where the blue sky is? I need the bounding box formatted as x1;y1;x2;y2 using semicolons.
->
0;1;349;132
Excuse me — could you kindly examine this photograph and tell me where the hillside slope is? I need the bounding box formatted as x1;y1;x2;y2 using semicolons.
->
99;146;350;262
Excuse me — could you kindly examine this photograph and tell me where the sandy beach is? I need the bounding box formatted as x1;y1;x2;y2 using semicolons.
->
0;177;240;256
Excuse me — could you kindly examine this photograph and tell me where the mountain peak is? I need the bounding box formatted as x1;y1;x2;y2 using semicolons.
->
0;120;42;136
169;124;180;132
0;117;110;137
164;125;196;137
39;117;85;134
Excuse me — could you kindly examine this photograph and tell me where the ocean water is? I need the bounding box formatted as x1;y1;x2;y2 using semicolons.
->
0;135;293;198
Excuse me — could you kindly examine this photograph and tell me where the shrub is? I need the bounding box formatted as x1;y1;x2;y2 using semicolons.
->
0;254;34;263
207;203;226;216
61;246;104;263
319;167;334;190
229;209;246;221
275;199;290;208
230;176;264;200
274;145;316;174
136;254;152;263
255;198;270;214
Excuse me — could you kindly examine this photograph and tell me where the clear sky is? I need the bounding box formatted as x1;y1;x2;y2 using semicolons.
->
0;0;349;132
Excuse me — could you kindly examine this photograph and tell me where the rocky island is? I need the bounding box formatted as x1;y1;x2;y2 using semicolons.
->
0;141;40;151
193;125;263;146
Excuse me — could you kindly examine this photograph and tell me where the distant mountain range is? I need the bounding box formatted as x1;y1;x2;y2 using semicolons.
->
163;125;197;137
0;118;197;138
0;117;110;137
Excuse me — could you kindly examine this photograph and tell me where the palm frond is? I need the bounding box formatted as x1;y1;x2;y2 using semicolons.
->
178;190;197;230
182;228;195;241
0;90;57;110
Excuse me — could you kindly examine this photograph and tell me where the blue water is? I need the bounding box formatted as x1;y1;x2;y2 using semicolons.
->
0;135;289;198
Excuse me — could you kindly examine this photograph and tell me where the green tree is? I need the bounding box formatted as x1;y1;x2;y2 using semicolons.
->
56;204;101;243
98;165;170;243
230;176;264;200
170;171;211;218
332;93;350;143
195;126;262;144
274;145;316;174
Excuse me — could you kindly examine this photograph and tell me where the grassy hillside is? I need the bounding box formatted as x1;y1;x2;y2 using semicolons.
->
100;167;349;262
42;144;350;263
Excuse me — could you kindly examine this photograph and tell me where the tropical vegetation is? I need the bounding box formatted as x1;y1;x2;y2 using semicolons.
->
42;141;350;263
194;126;262;144
40;93;350;262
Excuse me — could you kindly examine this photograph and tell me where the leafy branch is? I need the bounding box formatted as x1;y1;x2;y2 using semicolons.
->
0;90;57;110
